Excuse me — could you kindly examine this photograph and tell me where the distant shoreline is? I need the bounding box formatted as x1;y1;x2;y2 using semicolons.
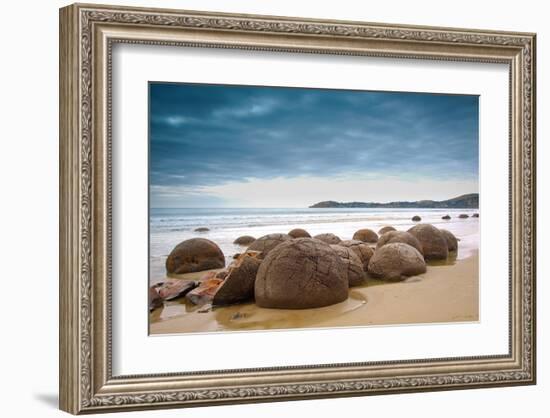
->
309;193;479;209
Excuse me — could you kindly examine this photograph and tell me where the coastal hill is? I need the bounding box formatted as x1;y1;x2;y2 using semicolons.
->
309;193;478;209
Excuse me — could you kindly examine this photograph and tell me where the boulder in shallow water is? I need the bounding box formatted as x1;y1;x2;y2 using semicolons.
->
377;230;423;255
472;213;479;218
255;238;348;309
248;233;292;256
458;214;469;219
186;277;224;306
439;229;458;252
288;228;311;238
233;235;256;245
313;233;342;245
368;243;426;281
412;215;421;222
330;245;368;286
213;254;261;306
407;224;448;260
156;279;198;301
378;226;396;235
166;238;225;274
442;215;451;220
339;240;375;272
352;228;378;243
194;227;210;232
149;287;163;312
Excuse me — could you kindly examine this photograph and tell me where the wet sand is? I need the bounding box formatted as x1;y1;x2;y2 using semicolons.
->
149;251;479;335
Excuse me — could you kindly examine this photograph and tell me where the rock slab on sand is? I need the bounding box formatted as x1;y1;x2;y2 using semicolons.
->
368;242;427;281
407;224;449;260
166;238;225;274
213;254;262;306
255;238;348;309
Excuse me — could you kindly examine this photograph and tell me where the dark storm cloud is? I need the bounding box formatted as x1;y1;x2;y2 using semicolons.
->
149;82;478;191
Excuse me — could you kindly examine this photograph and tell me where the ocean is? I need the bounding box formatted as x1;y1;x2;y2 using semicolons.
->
149;207;479;283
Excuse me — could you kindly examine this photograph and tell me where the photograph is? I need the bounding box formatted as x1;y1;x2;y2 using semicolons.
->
148;82;480;335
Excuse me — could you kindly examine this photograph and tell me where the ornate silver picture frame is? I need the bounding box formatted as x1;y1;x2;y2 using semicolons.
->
59;3;536;414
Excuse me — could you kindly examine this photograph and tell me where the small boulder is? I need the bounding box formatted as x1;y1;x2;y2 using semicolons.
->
194;227;210;232
186;277;224;306
472;213;479;218
442;215;451;220
156;279;198;301
407;224;448;260
288;228;311;238
439;229;458;252
412;215;421;222
166;238;225;274
313;233;342;245
255;238;348;309
378;226;396;235
248;233;292;256
368;243;426;281
330;245;368;286
458;214;469;219
339;240;374;271
352;228;378;243
149;287;163;312
233;235;256;245
213;254;261;306
377;230;423;255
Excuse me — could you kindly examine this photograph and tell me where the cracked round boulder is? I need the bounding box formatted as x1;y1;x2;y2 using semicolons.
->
330;245;368;286
368;242;427;281
247;233;292;256
376;230;424;255
407;224;449;260
255;238;348;309
166;238;225;274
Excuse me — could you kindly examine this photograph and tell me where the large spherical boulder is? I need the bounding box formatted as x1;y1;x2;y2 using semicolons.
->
472;213;479;218
255;238;348;309
368;243;427;281
412;215;421;222
378;226;396;235
339;240;374;272
352;228;379;243
458;214;469;219
166;238;225;274
442;215;451;220
439;229;458;252
313;233;342;245
233;235;256;245
213;254;261;306
248;233;292;256
407;224;448;260
376;231;423;255
288;228;311;238
330;245;368;286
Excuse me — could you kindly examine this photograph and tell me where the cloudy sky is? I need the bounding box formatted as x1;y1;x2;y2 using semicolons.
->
149;83;479;208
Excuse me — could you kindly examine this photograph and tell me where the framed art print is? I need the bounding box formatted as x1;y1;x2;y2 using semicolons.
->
59;3;536;414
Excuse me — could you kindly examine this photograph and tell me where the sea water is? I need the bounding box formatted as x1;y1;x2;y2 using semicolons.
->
149;207;479;283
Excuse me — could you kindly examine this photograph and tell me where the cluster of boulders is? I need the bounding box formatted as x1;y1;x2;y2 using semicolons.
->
150;223;460;312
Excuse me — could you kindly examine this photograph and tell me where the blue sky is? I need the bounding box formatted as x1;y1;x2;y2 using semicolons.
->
149;83;479;208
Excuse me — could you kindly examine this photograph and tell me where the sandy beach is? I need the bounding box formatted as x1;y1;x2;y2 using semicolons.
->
150;250;478;335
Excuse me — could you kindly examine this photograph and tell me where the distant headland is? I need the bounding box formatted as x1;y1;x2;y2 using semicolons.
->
309;193;479;209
